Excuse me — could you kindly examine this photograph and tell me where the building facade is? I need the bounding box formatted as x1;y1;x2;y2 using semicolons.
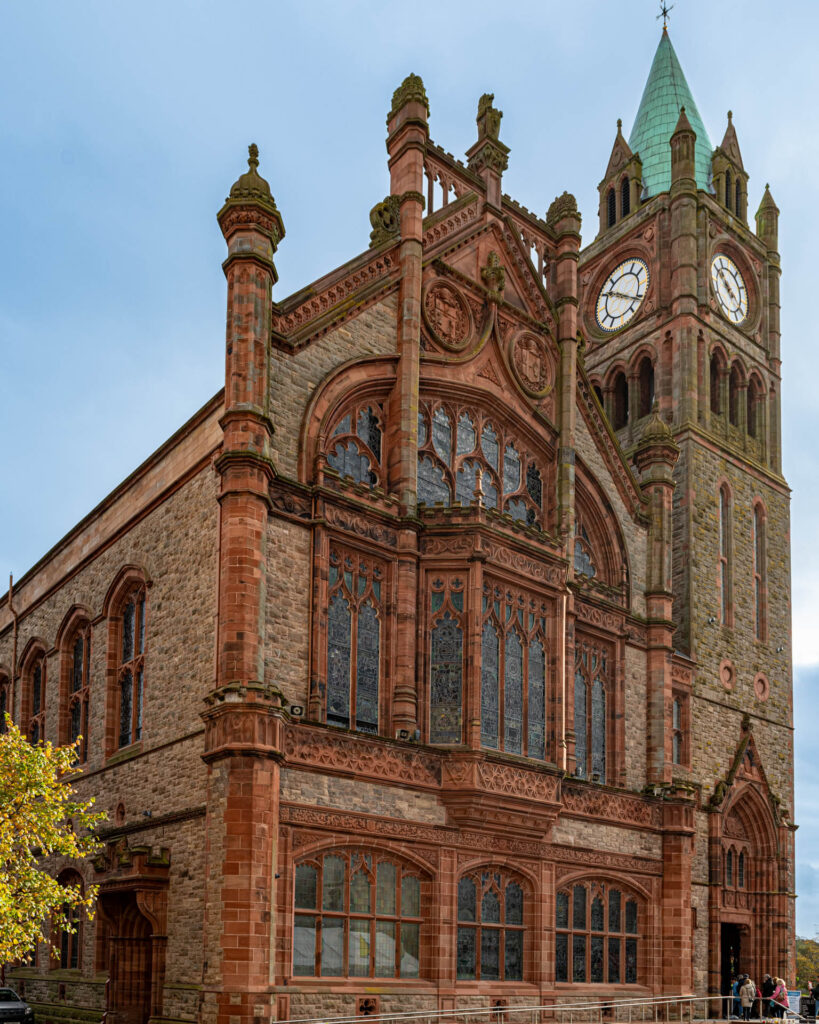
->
0;29;794;1024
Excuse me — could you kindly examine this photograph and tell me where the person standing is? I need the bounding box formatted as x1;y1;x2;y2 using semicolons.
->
772;978;789;1018
762;975;775;1018
812;979;819;1019
740;977;757;1021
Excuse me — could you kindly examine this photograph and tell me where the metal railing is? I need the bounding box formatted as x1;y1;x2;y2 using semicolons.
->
273;993;767;1024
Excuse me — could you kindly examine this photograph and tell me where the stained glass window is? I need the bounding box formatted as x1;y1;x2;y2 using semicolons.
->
457;871;526;981
326;403;384;489
528;638;546;760
457;413;476;455
574;522;597;578
68;626;90;760
326;549;384;735
294;852;423;978
328;440;376;487
574;636;611;782
504;633;523;755
417;455;451;506
591;677;606;781
481;422;499;470
556;884;640;985
117;587;146;749
416;400;545;527
432;407;452;462
481;622;499;749
430;611;463;744
480;582;548;760
27;655;47;746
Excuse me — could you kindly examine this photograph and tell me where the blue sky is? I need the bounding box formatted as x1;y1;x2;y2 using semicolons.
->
2;0;818;933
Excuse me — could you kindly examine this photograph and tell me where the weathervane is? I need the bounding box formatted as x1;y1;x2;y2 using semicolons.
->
657;1;674;27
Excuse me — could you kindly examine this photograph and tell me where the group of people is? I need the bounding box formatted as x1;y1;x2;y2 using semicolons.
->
729;975;794;1019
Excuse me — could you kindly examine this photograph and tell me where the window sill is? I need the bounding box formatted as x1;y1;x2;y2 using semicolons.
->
106;741;143;766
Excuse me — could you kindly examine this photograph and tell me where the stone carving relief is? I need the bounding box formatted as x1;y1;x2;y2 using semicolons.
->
476;760;560;803
485;541;566;587
284;726;441;789
510;331;553;397
549;844;662;877
576;600;623;632
423;281;472;351
323;504;398;548
562;784;662;828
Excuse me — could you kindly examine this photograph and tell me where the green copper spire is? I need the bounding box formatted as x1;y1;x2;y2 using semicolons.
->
628;29;713;197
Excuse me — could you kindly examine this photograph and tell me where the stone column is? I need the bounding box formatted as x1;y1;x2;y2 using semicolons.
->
386;74;428;736
201;146;286;1024
632;409;679;785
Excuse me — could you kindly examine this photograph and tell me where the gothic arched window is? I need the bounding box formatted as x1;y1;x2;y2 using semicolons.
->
726;848;734;887
429;576;465;744
67;625;91;761
747;375;763;439
480;580;547;759
326;546;384;734
326;403;384;488
753;502;767;640
24;650;47;745
56;870;83;970
735;179;742;218
637;356;654;418
607;187;616;227
457;869;525;981
612;372;628;430
116;585;146;749
574;635;611;782
729;363;742;427
293;851;425;978
620;177;630;217
710;352;723;415
725;170;733;212
556;882;640;984
719;484;732;626
417;400;547;528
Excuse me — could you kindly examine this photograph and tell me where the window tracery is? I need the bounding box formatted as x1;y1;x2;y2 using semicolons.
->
457;869;525;981
117;587;145;749
57;871;83;970
327;546;384;734
429;576;465;744
327;403;384;488
480;580;547;759
25;652;47;745
555;882;640;984
574;522;597;579
293;850;424;979
417;400;546;527
574;635;611;782
68;625;91;761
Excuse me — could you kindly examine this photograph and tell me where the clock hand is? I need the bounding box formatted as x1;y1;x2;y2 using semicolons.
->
717;269;738;305
607;289;636;301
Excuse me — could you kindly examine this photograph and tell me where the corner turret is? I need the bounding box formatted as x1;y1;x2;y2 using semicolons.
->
711;111;749;222
756;183;780;251
597;119;643;235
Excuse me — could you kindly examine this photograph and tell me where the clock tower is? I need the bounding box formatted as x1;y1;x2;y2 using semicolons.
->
578;27;794;994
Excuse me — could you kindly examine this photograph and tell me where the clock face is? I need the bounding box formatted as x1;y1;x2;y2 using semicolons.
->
595;258;650;333
711;254;748;324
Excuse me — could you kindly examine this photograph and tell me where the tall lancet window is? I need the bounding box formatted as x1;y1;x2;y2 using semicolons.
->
326;546;384;734
574;636;611;782
752;502;767;641
480;581;548;760
718;485;732;626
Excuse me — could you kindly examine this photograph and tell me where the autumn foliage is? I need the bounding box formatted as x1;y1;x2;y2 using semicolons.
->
0;718;105;963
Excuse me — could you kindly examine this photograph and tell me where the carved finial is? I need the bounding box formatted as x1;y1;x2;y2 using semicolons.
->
477;93;503;141
680;105;686;115
727;110;733;123
617;118;623;134
248;143;259;169
546;191;580;227
481;250;506;301
389;73;429;120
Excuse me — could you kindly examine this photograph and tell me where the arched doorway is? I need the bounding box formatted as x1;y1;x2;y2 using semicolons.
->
709;735;791;997
100;890;154;1024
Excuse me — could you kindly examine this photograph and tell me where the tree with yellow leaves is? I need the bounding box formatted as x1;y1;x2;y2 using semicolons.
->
0;718;105;963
